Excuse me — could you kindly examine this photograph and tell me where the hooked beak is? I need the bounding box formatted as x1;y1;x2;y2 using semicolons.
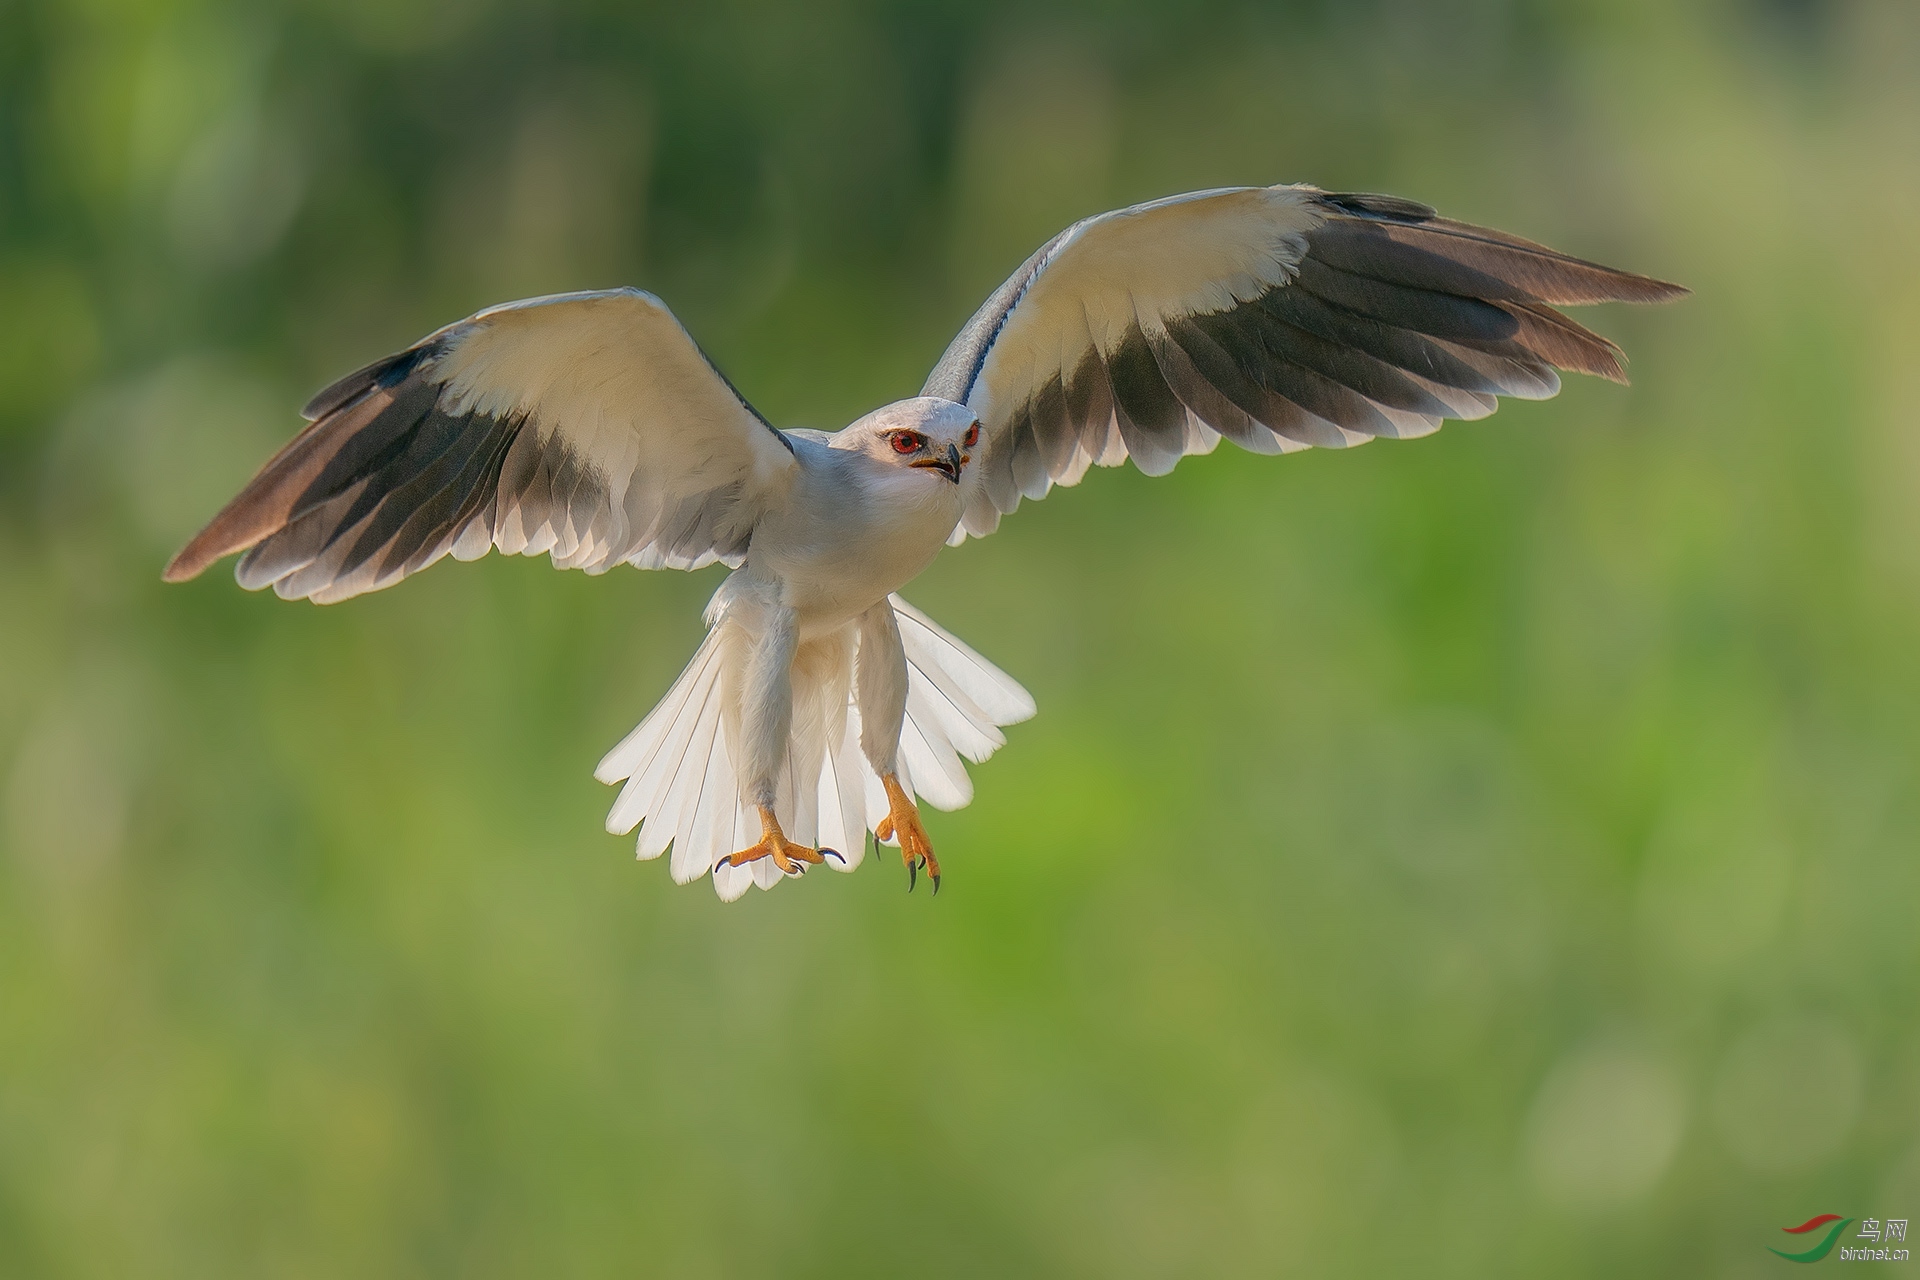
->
911;443;965;484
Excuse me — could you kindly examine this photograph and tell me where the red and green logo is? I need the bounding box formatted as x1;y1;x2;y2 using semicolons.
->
1770;1215;1852;1263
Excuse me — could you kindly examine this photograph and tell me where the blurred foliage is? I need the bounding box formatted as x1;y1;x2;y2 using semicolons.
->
2;0;1919;1275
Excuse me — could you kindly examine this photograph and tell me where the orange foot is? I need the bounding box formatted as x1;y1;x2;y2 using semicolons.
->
718;807;843;877
875;773;940;894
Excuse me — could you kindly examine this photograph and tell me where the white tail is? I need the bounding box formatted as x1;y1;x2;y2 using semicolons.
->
595;595;1034;900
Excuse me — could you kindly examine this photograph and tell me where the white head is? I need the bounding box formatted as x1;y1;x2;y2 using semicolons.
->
832;397;981;487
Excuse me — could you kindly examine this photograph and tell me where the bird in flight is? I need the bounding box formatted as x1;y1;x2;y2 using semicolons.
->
166;184;1684;900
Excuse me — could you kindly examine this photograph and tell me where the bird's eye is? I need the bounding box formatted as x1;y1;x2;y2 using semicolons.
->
890;432;921;454
963;423;980;448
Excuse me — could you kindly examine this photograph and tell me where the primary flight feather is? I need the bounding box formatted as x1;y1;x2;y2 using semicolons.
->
165;183;1685;899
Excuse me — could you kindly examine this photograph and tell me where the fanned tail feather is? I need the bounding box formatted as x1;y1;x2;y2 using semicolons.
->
596;595;1034;900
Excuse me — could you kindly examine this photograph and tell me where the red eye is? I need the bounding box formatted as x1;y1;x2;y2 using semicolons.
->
890;432;920;454
963;423;980;448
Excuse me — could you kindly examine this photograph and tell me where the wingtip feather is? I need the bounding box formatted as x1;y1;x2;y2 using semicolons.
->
162;518;251;584
161;549;203;583
1632;278;1691;305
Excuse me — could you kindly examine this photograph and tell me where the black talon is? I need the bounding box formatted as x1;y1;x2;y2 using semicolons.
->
930;871;941;896
907;856;918;893
822;847;844;865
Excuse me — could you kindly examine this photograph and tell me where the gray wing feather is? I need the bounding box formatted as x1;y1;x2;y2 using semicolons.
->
167;289;797;602
926;184;1686;540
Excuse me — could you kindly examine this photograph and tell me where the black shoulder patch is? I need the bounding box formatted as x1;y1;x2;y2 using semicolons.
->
299;344;438;421
1321;192;1439;223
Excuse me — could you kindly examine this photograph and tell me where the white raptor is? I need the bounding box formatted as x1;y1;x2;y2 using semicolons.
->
166;183;1684;899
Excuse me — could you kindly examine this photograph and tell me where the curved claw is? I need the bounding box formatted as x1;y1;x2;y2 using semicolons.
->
821;847;844;865
879;773;941;899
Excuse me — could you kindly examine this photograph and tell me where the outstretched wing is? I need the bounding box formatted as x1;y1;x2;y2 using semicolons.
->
165;288;797;603
924;185;1687;540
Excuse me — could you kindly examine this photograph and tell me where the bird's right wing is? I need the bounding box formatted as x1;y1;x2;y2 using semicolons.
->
164;288;798;603
924;185;1687;540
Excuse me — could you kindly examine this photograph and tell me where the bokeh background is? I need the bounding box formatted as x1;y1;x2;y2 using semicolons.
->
3;0;1918;1275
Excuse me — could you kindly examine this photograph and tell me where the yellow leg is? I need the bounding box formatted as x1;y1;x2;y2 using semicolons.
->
875;773;940;893
718;806;842;876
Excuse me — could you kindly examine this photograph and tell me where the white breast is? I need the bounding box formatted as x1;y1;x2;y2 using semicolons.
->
744;440;962;632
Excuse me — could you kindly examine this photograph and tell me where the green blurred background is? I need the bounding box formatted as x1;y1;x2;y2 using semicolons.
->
3;0;1918;1275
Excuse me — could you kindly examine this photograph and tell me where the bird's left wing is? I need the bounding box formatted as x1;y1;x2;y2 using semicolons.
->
924;185;1686;540
165;288;798;603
